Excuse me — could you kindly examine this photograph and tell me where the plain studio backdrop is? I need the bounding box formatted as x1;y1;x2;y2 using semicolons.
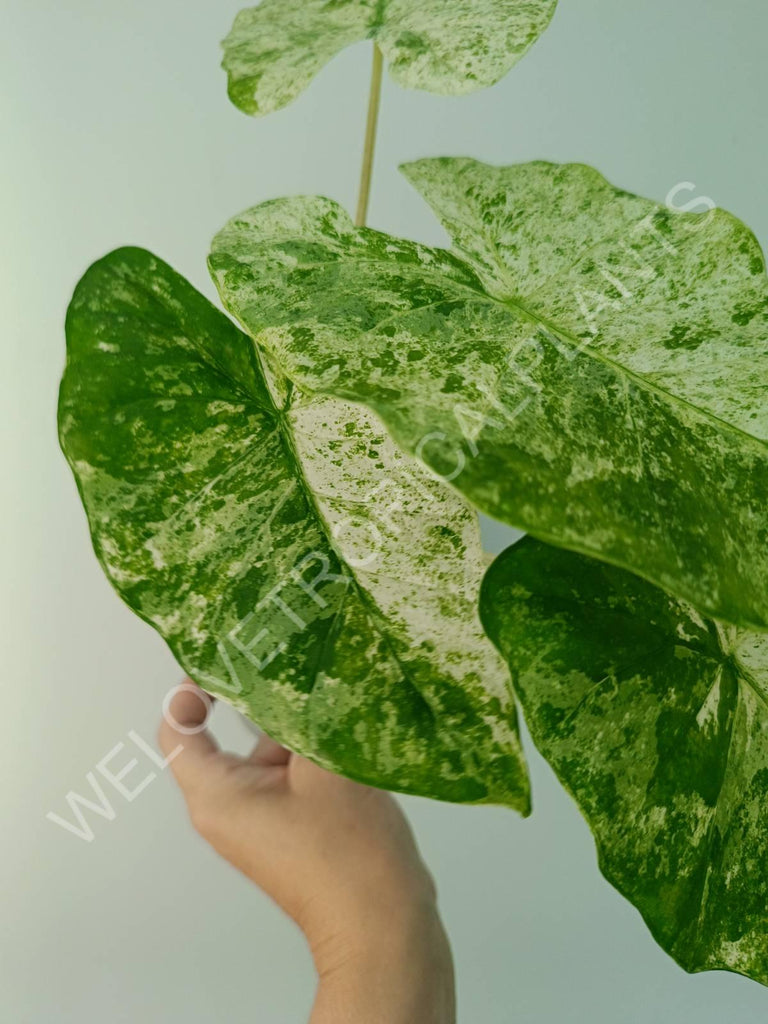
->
3;1;767;1020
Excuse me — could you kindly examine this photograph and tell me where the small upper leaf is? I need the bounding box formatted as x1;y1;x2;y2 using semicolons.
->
58;246;529;810
207;161;768;630
480;537;768;985
222;0;558;115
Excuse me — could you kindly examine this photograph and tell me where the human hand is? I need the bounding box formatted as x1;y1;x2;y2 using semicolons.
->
159;682;456;1024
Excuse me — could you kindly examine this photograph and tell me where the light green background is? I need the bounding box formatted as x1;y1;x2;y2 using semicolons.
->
3;0;767;1020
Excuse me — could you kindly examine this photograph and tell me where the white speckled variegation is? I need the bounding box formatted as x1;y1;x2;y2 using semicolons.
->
221;0;557;115
481;537;768;986
58;247;529;810
208;159;768;631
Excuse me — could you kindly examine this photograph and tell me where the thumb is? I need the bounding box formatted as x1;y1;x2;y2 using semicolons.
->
158;680;218;798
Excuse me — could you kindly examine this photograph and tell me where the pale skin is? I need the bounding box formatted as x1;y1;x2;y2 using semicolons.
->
158;682;456;1023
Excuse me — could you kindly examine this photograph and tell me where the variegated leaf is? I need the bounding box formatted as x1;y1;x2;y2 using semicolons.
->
222;0;557;115
58;247;529;809
480;536;768;985
208;160;768;630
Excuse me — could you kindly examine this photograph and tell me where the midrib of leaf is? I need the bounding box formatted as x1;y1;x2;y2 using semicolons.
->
522;626;748;961
493;295;768;456
709;619;768;711
684;662;740;956
732;659;768;712
252;344;437;717
381;178;768;451
249;226;768;454
591;642;754;960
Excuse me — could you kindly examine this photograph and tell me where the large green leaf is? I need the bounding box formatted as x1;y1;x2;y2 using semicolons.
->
222;0;557;115
480;536;768;984
208;159;768;630
58;246;529;810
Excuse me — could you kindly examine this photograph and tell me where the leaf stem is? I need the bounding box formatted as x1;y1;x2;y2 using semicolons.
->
354;43;383;228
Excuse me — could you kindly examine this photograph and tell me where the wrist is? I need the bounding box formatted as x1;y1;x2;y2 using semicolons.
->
296;856;439;963
311;888;446;972
310;899;455;1024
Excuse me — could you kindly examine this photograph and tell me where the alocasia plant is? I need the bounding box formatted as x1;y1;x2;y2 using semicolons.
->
58;245;529;810
480;536;768;984
222;0;558;116
207;158;768;632
57;0;768;991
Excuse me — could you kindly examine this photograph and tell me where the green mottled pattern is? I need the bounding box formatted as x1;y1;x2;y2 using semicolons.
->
222;0;557;115
207;161;768;630
480;537;768;985
58;247;529;809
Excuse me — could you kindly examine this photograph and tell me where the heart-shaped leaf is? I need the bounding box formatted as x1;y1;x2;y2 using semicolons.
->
208;160;768;630
222;0;558;115
58;246;529;809
480;537;768;984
